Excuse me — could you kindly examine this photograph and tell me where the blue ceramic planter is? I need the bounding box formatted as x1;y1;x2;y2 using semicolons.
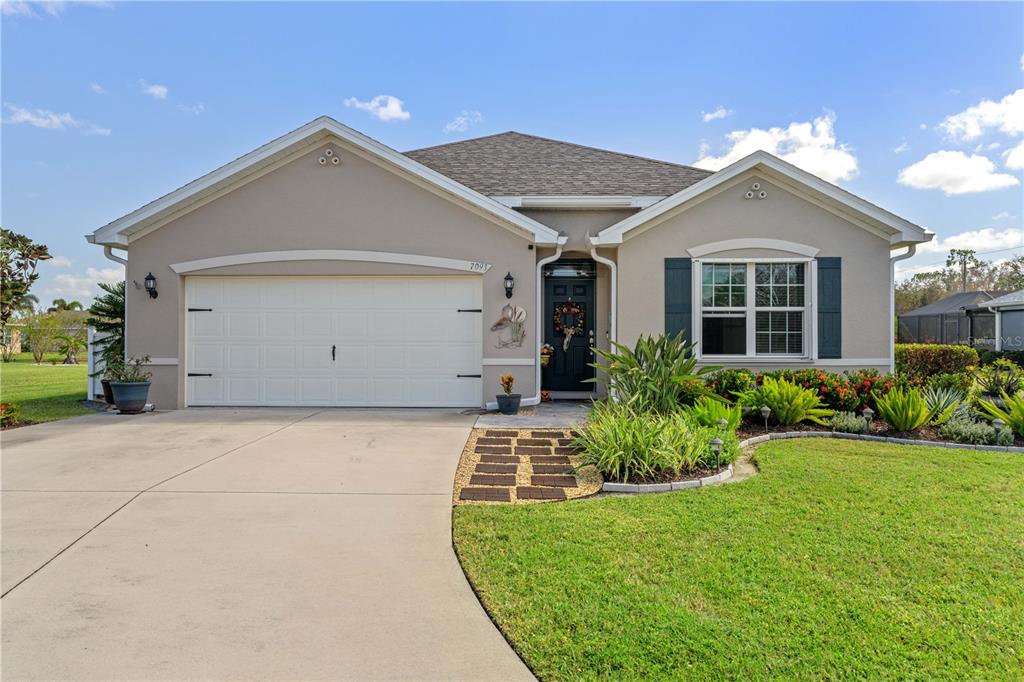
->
109;381;151;414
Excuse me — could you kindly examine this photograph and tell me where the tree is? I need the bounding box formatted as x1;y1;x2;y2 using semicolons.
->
23;312;64;363
86;281;125;374
16;294;39;317
48;298;84;313
946;249;986;293
55;328;87;364
896;249;1024;314
0;228;51;331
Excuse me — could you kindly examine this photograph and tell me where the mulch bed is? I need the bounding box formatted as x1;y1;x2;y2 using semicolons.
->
453;428;603;505
737;421;1024;447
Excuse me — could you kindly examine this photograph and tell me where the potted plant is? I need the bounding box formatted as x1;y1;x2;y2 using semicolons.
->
540;343;554;367
496;373;521;415
108;356;152;414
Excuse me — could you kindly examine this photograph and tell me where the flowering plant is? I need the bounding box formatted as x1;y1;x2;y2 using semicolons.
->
499;374;515;395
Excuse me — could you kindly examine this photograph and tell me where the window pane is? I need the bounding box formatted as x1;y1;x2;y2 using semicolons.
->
730;289;746;307
730;265;746;284
789;263;805;284
702;266;713;285
702;315;746;355
713;285;729;305
755;264;770;284
713;266;730;284
789;286;804;306
755;311;802;355
702;285;713;306
755;287;770;306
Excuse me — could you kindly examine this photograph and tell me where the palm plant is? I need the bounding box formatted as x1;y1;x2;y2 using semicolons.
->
922;385;964;425
48;298;84;312
873;387;934;432
738;376;834;426
588;332;718;413
86;281;125;377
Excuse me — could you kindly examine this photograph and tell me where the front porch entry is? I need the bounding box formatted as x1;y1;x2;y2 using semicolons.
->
542;259;597;395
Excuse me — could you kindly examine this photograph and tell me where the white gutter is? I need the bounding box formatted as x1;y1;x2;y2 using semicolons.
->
103;245;128;266
588;240;617;346
890;244;917;371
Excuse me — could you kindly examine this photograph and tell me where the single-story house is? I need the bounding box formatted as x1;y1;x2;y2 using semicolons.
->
967;290;1024;351
898;291;1004;347
86;117;931;409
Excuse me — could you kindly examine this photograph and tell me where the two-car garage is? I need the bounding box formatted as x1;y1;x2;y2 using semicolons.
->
185;276;483;407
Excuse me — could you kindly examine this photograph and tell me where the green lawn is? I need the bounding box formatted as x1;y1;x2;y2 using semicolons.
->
453;439;1024;680
0;352;92;425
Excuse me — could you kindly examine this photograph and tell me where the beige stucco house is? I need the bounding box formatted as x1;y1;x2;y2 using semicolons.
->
86;117;931;409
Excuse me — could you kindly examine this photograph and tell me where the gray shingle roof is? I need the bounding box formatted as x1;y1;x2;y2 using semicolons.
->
405;132;713;197
980;289;1024;309
902;291;1006;316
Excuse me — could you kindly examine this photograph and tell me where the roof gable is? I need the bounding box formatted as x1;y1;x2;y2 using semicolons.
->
87;117;562;247
592;151;932;248
405;132;712;197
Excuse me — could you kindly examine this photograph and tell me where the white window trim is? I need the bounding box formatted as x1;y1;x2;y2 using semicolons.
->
692;257;817;361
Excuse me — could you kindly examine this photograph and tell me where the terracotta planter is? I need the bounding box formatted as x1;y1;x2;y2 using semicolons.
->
496;393;521;415
109;381;151;414
100;379;115;405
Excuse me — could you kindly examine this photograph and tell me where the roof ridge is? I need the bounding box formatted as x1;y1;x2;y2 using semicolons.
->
406;131;712;175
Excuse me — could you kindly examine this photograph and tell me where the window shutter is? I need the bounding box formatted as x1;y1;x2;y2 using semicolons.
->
665;258;692;345
817;257;841;359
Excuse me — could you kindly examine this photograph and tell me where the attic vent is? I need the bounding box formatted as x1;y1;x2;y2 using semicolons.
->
318;147;342;168
744;182;767;200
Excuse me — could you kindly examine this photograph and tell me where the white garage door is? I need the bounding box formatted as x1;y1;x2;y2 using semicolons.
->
186;276;483;407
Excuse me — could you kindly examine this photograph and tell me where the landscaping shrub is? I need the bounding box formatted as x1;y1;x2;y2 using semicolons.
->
574;402;737;482
926;371;974;394
684;395;741;431
589;333;716;413
738;376;834;426
895;343;979;380
922;385;964;425
704;368;755;400
873;387;933;432
829;411;868;434
972;359;1023;399
0;402;19;428
977;349;1024;367
977;391;1024;438
939;406;1013;445
762;369;861;412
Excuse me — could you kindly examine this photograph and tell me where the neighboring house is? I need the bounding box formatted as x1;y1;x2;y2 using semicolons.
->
1;324;24;356
86;117;931;409
967;290;1024;352
898;291;1004;348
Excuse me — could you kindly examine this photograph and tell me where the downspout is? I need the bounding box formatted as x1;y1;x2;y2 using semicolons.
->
530;237;567;406
103;245;128;266
588;239;617;347
890;244;916;372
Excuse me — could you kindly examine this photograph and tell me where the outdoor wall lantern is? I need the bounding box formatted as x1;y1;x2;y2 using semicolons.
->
144;272;158;299
503;271;515;299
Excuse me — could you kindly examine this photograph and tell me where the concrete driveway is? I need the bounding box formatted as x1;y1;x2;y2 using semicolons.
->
1;408;532;681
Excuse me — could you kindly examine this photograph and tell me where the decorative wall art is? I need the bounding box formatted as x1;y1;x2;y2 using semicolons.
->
491;304;527;348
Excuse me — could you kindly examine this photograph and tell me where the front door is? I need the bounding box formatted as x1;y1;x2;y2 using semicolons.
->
543;276;596;391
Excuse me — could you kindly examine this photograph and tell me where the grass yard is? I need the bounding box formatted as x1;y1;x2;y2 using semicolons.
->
0;352;91;425
453;438;1024;680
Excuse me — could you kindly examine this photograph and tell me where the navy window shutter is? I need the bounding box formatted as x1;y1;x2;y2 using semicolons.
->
665;258;692;345
817;257;841;359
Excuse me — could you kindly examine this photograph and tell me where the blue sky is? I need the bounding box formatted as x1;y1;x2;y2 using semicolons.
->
3;1;1023;304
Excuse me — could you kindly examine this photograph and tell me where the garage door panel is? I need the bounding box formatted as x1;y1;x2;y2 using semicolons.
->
228;312;261;337
187;276;482;407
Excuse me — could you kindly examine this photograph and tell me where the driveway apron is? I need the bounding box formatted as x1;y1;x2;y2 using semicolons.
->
1;408;533;681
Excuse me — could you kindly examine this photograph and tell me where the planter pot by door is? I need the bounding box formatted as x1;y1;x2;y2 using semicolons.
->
109;381;151;414
496;393;521;415
100;379;115;405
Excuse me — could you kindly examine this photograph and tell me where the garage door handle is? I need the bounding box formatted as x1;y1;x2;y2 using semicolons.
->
188;308;213;312
457;309;482;313
331;345;336;362
188;373;213;377
456;374;482;378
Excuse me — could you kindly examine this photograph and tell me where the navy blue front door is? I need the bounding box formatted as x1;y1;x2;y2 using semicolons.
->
543;277;596;391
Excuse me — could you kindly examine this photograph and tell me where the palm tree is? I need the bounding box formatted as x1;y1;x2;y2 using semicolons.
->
15;294;38;317
48;298;83;313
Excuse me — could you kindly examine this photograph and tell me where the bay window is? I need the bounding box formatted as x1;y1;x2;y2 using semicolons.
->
699;260;810;357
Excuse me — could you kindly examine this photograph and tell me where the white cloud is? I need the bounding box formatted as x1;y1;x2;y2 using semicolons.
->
2;1;111;17
939;88;1024;141
44;266;123;302
176;102;205;115
89;82;105;94
443;110;482;133
893;140;910;154
2;102;110;136
992;211;1015;221
694;111;858;183
898;150;1019;195
701;106;733;123
343;95;410;122
919;123;928;131
140;80;168;100
45;255;72;268
916;227;1024;255
1004;140;1024;171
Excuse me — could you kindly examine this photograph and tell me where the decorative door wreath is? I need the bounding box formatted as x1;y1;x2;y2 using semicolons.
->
553;302;586;352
